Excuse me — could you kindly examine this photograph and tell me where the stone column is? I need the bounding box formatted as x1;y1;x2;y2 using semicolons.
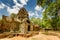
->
30;25;33;31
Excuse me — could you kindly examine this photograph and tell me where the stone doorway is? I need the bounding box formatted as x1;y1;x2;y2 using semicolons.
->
28;25;30;31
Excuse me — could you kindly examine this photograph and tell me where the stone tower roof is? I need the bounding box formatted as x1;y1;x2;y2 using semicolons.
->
17;7;29;23
17;7;28;18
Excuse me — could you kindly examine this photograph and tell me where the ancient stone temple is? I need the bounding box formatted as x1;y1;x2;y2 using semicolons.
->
1;7;40;34
17;8;33;34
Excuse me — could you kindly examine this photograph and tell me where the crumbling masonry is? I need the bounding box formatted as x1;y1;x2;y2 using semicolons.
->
1;7;40;34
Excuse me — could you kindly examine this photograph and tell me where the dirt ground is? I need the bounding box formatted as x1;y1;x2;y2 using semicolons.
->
0;31;60;40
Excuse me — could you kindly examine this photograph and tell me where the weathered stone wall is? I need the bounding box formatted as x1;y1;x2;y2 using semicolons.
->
17;8;31;34
0;19;20;33
0;7;40;34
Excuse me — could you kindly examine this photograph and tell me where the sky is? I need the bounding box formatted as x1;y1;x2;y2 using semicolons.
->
0;0;44;19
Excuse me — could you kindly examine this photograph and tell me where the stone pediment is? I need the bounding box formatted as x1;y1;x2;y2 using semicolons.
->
17;7;28;19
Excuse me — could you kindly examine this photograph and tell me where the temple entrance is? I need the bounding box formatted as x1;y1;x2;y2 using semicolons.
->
28;25;30;31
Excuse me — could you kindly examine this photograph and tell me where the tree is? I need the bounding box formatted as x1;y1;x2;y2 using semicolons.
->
30;17;42;26
37;0;60;30
42;12;52;29
10;13;17;20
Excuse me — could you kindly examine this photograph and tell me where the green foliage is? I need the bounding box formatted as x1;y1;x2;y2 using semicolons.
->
30;17;42;26
10;13;17;20
37;0;52;7
42;13;52;29
10;13;17;17
37;0;60;30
